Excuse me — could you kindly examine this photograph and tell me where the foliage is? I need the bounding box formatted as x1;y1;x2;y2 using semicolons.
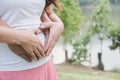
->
91;0;120;51
70;34;90;64
66;0;113;64
69;0;118;64
108;23;120;50
54;0;82;45
92;0;112;36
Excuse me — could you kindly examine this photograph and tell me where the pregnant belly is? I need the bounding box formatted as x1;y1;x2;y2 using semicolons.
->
37;32;45;45
0;23;46;54
0;31;46;60
0;24;50;71
13;24;46;45
0;24;46;63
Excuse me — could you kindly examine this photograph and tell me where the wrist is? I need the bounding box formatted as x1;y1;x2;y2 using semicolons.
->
10;30;24;45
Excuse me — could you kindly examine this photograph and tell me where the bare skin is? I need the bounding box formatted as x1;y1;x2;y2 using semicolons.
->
0;26;45;61
0;19;31;62
43;6;64;55
0;6;64;62
0;19;45;62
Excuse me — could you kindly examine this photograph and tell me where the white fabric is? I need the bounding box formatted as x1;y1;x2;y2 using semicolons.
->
0;0;51;71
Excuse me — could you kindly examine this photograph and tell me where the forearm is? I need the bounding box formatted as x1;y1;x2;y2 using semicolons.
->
0;26;21;44
45;6;64;26
0;19;20;44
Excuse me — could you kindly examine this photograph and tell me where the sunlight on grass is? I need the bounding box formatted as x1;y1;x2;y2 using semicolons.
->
113;74;120;80
56;63;120;80
57;71;119;80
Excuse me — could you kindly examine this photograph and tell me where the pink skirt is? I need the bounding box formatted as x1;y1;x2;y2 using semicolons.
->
0;58;58;80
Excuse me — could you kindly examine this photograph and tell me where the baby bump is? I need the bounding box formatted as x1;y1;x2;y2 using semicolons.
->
37;32;45;45
0;31;46;60
14;25;46;45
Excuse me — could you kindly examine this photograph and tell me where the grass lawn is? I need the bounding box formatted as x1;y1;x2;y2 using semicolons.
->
56;63;120;80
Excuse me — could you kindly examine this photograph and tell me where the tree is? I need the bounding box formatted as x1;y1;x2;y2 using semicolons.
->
55;0;81;44
54;0;82;62
69;19;91;64
92;0;112;70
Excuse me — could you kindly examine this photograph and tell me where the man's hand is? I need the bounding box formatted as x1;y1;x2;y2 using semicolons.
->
8;28;45;61
8;44;32;62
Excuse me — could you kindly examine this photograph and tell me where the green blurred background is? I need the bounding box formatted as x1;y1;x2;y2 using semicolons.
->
52;0;120;80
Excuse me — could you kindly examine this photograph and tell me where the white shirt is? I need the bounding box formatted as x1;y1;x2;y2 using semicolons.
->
0;0;51;71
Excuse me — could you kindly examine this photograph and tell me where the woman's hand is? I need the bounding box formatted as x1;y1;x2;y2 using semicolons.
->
8;44;33;62
40;22;64;56
13;28;45;61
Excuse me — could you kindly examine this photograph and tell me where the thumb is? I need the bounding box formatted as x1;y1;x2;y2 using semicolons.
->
30;28;42;35
40;22;52;30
